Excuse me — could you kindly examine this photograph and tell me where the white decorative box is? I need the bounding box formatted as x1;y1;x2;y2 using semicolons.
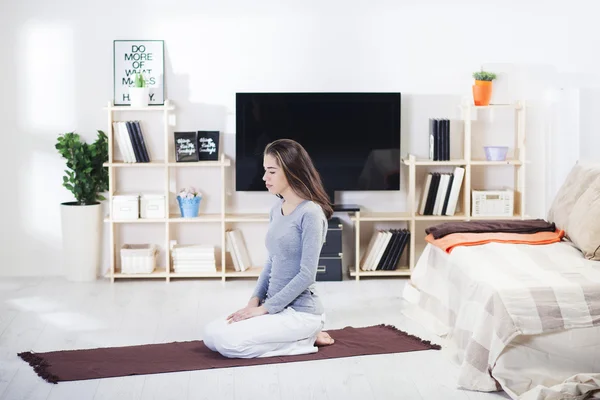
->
120;244;158;274
112;193;139;220
472;189;514;217
140;193;165;219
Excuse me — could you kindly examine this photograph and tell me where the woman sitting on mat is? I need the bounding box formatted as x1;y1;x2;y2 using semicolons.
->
203;139;335;358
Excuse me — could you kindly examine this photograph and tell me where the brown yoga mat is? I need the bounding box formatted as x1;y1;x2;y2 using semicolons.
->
18;324;440;383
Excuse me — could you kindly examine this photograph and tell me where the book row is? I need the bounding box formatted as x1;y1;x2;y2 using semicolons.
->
429;118;451;161
360;229;410;271
419;167;465;216
112;121;151;163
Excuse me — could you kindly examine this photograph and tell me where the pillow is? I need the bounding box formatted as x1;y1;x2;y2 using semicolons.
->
567;176;600;260
547;161;600;232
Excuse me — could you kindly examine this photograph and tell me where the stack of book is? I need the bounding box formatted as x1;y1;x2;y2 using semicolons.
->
429;118;450;161
360;229;410;271
419;167;465;216
112;120;151;162
171;244;216;273
227;230;252;272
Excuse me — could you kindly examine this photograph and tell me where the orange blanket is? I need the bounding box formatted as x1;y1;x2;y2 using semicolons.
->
426;229;565;254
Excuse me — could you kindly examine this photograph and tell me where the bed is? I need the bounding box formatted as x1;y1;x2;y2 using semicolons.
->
402;161;600;400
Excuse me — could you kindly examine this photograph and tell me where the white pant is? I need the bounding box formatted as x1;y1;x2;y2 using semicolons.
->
203;307;325;358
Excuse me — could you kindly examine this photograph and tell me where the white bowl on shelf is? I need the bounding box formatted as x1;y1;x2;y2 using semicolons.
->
484;146;508;161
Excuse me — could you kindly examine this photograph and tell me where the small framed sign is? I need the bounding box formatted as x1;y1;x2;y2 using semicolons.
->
197;131;220;161
113;40;165;106
174;132;198;162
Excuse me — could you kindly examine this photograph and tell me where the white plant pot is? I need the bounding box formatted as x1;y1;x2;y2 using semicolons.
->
129;87;149;107
60;202;102;282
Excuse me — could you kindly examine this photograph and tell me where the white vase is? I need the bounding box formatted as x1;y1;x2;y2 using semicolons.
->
60;202;102;282
129;87;149;107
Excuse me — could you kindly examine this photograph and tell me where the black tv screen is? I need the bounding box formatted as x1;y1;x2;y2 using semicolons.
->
235;92;401;197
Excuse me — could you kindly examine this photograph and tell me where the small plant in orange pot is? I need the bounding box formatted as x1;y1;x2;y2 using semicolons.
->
472;70;497;106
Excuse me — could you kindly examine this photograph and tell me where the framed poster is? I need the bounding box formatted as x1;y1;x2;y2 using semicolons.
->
174;132;199;162
197;131;220;161
113;40;164;106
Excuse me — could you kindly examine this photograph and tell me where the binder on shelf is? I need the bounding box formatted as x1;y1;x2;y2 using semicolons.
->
360;229;410;271
112;120;151;163
226;229;252;272
132;121;151;162
418;167;464;216
428;118;450;161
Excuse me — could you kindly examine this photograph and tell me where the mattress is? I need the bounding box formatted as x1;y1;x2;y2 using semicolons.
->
402;242;600;399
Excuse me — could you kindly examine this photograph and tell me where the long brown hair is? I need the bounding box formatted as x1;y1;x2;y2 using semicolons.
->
264;139;334;219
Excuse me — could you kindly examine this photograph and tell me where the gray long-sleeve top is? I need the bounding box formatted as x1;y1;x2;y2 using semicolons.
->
251;198;327;315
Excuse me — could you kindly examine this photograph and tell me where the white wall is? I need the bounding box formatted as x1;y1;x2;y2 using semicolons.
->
0;0;595;277
579;88;600;162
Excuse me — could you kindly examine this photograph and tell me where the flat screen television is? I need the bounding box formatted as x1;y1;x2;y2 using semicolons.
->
235;92;401;202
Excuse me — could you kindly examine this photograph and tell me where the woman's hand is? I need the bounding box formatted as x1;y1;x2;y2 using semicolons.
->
227;305;268;323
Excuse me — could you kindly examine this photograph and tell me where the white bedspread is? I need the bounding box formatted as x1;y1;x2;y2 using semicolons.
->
403;241;600;399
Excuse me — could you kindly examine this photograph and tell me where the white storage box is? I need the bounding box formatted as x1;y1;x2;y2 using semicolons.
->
472;189;514;217
112;193;139;220
120;244;158;274
140;193;166;219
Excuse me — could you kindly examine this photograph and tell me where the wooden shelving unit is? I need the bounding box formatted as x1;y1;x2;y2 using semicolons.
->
350;101;527;280
103;99;263;282
104;99;526;283
403;101;526;223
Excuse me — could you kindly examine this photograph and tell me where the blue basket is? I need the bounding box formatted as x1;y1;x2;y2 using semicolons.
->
177;196;201;218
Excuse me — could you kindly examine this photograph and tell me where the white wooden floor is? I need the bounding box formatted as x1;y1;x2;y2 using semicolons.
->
0;277;510;400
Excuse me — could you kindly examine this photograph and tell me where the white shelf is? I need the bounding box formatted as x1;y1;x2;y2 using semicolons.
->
351;212;411;222
169;270;222;278
168;214;222;223
470;214;529;220
104;102;175;112
470;159;522;166
167;159;231;167
104;159;232;168
350;268;411;277
403;158;522;167
467;103;520;109
104;217;166;223
106;213;274;224
403;159;467;166
104;160;166;167
414;213;468;221
112;268;168;279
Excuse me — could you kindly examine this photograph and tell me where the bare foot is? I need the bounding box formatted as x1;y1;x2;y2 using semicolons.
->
315;331;335;346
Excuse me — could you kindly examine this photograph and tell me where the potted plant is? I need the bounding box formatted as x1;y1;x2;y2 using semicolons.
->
177;187;202;218
129;73;149;107
472;70;497;106
55;130;108;281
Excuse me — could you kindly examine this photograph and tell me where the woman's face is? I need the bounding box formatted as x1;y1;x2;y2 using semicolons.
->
263;154;289;195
